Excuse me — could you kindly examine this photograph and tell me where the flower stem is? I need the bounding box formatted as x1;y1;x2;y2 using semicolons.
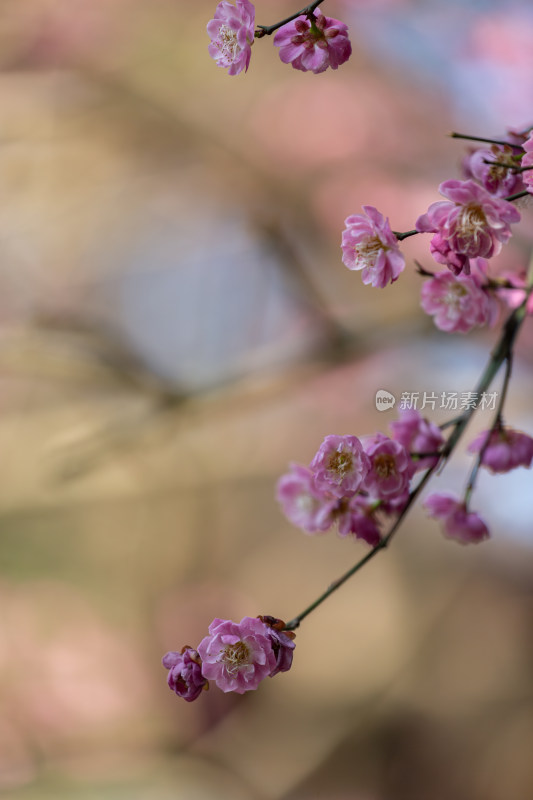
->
284;467;434;631
255;1;322;37
482;159;532;173
463;354;512;506
284;298;529;632
504;190;530;203
449;132;523;148
394;229;418;241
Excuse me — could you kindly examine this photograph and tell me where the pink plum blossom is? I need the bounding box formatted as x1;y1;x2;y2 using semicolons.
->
462;145;524;197
424;493;489;544
390;409;445;471
415;179;520;275
362;434;415;500
197;617;277;694
335;496;382;546
522;132;533;195
162;647;208;702
276;463;335;533
258;616;296;677
341;206;405;288
207;0;255;76
496;270;533;314
467;427;533;473
273;9;351;74
310;435;370;498
420;270;499;333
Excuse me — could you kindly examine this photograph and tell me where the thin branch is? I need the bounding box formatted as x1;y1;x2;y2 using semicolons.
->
284;466;435;631
449;132;523;149
504;189;530;203
255;1;322;37
284;297;530;632
463;354;513;506
482;159;531;173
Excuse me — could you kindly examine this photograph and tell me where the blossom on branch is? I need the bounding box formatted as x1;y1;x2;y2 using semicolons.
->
276;463;335;533
207;0;255;75
273;9;351;74
424;493;489;544
310;434;370;498
415;179;520;275
496;269;533;314
462;145;524;197
341;206;405;288
390;409;444;471
162;647;208;702
467;426;533;473
420;270;499;333
336;495;382;546
259;616;296;676
197;617;277;694
362;433;415;501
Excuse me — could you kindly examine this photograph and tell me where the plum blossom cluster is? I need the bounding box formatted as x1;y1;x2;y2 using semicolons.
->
207;1;352;75
163;615;295;700
423;422;533;544
278;410;533;547
277;412;446;545
341;127;533;335
172;9;533;696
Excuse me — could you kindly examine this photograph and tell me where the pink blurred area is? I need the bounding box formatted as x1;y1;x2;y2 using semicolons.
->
0;2;532;799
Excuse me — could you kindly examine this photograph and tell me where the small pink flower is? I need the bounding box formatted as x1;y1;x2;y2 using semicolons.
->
258;616;296;677
415;179;520;275
197;617;276;694
207;0;255;76
390;409;444;471
276;463;335;533
341;206;405;288
310;435;370;498
335;495;382;546
273;9;351;74
467;427;533;473
522;132;533;195
496;270;533;314
362;433;415;500
424;493;489;544
420;270;499;333
162;647;208;702
462;145;524;197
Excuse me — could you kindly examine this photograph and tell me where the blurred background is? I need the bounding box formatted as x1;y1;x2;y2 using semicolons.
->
0;1;533;798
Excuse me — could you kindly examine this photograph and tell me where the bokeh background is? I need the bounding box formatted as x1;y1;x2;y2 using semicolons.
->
1;1;533;798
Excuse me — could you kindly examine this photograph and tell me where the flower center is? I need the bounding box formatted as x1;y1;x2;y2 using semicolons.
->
444;282;469;308
327;450;353;482
354;235;383;267
221;641;250;675
487;148;515;183
374;454;396;478
218;24;239;59
457;204;487;241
